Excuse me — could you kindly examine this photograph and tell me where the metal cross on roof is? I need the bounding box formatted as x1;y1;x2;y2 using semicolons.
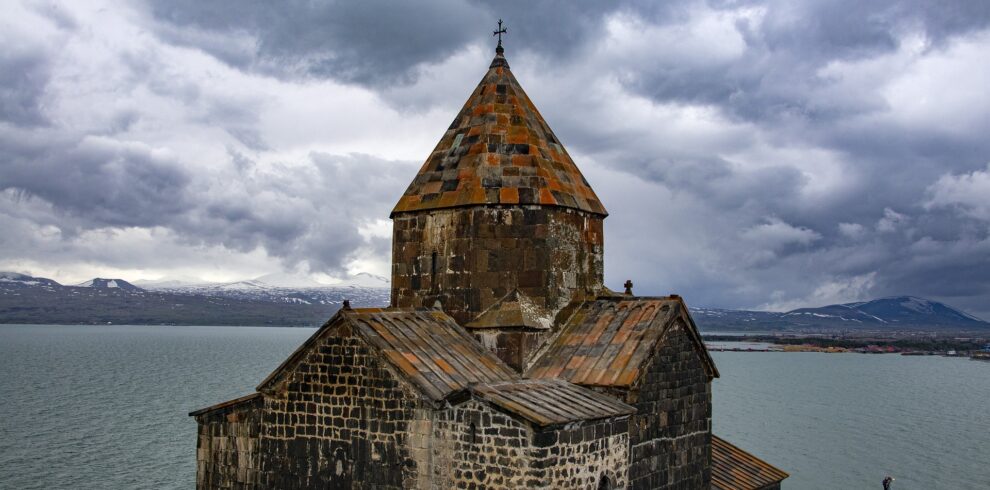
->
493;19;507;52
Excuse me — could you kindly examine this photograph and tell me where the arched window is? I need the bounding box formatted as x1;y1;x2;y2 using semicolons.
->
597;474;613;490
469;422;477;444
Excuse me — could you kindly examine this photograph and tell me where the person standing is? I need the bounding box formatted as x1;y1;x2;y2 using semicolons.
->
882;475;894;489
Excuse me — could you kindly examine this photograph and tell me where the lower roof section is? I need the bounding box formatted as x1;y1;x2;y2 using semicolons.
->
256;307;517;402
188;392;262;417
453;378;635;428
527;295;718;388
712;435;789;490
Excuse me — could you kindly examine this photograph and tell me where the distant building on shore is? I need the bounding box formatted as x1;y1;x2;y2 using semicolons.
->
190;35;787;490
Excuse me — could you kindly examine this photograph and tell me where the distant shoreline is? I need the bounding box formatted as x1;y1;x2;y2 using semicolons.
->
703;333;990;358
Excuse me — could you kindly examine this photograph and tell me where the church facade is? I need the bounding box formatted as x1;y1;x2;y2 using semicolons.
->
191;43;787;490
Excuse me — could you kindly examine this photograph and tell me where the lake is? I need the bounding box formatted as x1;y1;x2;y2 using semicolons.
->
1;325;988;489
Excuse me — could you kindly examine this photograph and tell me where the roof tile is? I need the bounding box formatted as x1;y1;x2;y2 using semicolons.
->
258;308;517;401
527;296;717;387
391;52;606;218
463;378;635;427
712;435;789;489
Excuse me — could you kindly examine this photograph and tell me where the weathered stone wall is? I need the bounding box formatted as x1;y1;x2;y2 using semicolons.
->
471;329;549;372
391;206;604;325
432;399;533;488
626;321;712;490
531;418;630;489
194;397;264;489
257;326;429;489
432;399;630;489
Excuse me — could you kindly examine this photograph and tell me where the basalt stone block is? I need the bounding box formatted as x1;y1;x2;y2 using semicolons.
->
391;206;603;325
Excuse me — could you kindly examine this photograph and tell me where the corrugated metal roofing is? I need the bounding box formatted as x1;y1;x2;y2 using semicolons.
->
257;308;517;401
391;51;607;218
712;435;789;490
527;296;717;387
466;378;635;427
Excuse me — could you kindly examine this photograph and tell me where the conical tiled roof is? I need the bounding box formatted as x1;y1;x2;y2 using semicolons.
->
391;50;607;217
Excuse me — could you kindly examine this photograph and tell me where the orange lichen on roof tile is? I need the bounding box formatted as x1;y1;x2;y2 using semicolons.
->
434;358;455;374
390;51;606;218
422;181;442;194
386;350;418;377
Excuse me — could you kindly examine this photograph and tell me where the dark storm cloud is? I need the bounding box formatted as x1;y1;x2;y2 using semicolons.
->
509;0;990;315
3;1;990;316
0;44;52;126
0;128;191;229
144;0;695;86
147;0;489;85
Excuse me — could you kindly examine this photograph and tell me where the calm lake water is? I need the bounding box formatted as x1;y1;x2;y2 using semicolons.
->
1;325;988;489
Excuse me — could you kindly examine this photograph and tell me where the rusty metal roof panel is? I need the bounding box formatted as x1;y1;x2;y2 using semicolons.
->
468;378;635;427
527;296;716;387
346;309;518;400
391;51;607;218
712;435;789;490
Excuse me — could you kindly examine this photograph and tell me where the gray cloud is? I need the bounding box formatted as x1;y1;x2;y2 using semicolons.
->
0;128;191;230
0;44;53;126
172;151;413;274
147;0;489;86
2;0;990;318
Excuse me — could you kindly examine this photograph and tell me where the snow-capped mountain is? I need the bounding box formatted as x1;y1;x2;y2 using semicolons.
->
143;272;390;307
75;278;143;291
785;296;986;327
334;272;389;288
132;277;210;289
0;271;345;326
0;272;62;289
691;296;988;331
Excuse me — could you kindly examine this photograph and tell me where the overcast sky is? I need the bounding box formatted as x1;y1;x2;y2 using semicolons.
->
1;1;989;315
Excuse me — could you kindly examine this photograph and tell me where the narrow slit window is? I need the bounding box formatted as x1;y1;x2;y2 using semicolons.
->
431;251;438;282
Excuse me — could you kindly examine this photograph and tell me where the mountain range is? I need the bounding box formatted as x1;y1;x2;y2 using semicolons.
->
1;271;986;330
0;272;388;326
691;296;989;332
136;272;389;306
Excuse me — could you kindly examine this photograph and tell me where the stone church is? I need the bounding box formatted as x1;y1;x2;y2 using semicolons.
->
191;40;788;490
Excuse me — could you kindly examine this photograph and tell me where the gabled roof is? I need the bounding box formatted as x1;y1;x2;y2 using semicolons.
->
526;296;718;387
465;288;552;330
258;308;517;401
391;50;606;218
451;378;635;428
712;435;789;490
